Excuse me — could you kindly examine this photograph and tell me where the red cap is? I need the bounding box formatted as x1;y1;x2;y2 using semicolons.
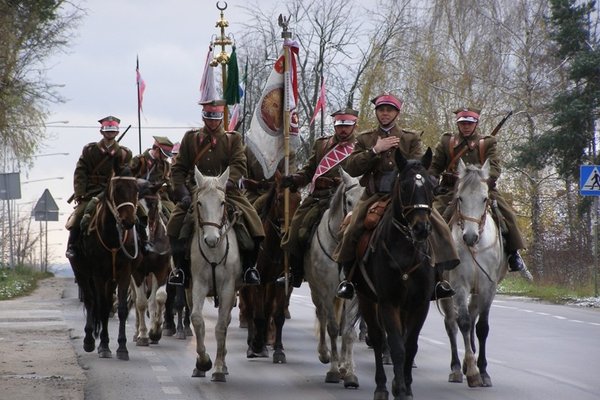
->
371;94;403;111
98;116;120;132
199;99;225;120
454;108;480;123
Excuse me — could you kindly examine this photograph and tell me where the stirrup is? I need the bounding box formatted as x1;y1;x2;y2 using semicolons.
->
433;280;455;300
243;268;261;285
336;281;355;299
168;268;185;286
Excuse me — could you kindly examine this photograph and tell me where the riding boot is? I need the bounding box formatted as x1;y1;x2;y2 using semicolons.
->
507;250;525;272
336;261;356;299
240;239;261;285
65;227;80;259
137;219;155;254
432;264;455;300
168;236;187;286
275;255;304;288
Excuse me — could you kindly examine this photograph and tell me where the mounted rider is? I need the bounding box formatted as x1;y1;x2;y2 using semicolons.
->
334;94;460;300
429;107;527;274
130;135;176;219
279;108;359;287
167;99;264;285
65;116;153;258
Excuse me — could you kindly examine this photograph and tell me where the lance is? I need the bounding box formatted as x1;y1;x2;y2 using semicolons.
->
212;1;233;128
279;14;293;294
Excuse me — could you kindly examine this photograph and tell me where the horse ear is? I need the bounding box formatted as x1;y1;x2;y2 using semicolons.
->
194;166;205;188
339;167;351;184
219;167;230;188
457;159;467;178
481;158;491;179
395;148;408;171
422;147;433;170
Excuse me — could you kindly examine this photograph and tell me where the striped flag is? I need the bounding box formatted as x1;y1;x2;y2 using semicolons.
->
136;57;146;112
309;78;326;126
199;45;218;103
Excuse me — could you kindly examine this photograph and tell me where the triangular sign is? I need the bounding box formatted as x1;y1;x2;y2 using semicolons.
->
33;189;59;213
582;167;600;191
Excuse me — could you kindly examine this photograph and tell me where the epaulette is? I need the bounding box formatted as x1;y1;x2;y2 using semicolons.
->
225;130;240;136
315;135;332;142
401;128;423;136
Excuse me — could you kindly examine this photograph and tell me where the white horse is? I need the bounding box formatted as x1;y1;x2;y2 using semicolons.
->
189;166;242;382
305;168;364;388
440;159;507;388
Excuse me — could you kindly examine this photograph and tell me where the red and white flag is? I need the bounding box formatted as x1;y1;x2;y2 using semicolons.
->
309;78;326;126
136;57;146;112
199;45;218;103
228;103;240;131
246;39;300;178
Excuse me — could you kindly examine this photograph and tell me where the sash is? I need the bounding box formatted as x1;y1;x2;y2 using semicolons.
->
310;140;354;193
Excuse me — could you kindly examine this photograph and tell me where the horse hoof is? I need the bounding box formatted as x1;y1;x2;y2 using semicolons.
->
467;374;483;387
149;331;162;343
162;328;175;337
83;339;95;353
175;331;186;340
448;371;463;383
184;326;194;336
480;372;492;387
318;353;331;364
325;370;341;383
98;349;112;359
192;368;206;378
343;374;359;388
116;350;129;361
374;389;389;400
211;372;227;382
196;358;212;372
272;350;286;364
136;337;150;346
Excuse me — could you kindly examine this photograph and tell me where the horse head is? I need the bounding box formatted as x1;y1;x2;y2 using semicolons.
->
107;167;140;230
139;181;167;239
193;166;229;248
392;147;435;242
455;158;491;246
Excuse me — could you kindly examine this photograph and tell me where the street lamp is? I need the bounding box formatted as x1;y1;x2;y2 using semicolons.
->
22;177;64;184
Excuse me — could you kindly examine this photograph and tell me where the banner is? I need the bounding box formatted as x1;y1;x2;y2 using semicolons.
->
136;57;146;112
199;45;218;103
309;78;326;126
246;39;300;178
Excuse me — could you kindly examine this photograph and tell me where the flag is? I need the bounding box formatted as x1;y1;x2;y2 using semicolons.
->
224;46;240;105
309;78;326;126
136;57;146;112
199;45;218;103
228;103;240;131
246;39;300;178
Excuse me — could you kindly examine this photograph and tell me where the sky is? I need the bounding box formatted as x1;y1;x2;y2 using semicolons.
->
19;0;282;266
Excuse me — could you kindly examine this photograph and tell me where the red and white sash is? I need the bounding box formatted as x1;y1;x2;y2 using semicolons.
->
310;140;354;192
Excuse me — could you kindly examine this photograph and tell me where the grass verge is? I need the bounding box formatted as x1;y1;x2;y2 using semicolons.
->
498;274;597;304
0;265;53;300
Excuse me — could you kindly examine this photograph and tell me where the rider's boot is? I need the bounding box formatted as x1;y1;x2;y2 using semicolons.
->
336;260;356;300
240;239;261;285
432;264;455;300
507;250;525;272
65;227;80;259
137;218;155;254
276;255;304;288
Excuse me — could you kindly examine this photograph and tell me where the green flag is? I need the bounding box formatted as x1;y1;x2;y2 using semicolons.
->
224;46;240;105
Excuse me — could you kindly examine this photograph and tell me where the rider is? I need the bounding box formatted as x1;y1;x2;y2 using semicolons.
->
167;99;264;285
130;135;176;219
335;94;460;300
279;108;359;287
429;107;527;274
65;115;144;259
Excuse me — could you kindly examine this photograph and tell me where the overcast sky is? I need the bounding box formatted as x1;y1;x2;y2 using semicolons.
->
22;0;281;265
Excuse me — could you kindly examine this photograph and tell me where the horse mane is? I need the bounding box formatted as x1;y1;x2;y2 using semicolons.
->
329;179;345;210
457;164;487;195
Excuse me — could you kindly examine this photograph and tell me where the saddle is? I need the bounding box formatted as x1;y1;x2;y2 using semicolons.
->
356;198;391;262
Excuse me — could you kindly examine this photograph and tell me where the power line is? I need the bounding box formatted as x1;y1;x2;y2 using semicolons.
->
48;125;196;129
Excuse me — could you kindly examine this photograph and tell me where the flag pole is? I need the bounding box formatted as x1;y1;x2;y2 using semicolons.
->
212;2;233;128
241;57;249;143
279;15;292;295
319;74;324;137
136;56;142;154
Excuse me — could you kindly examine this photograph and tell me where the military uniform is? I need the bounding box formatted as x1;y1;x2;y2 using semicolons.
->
429;120;527;259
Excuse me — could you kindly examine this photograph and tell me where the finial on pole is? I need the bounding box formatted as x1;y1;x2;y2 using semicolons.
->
278;14;292;39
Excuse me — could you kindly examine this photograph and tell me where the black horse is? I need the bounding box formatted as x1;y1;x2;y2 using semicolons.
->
356;148;436;400
69;168;145;360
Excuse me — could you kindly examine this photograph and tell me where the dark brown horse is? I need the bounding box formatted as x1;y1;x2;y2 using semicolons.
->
69;168;145;360
356;148;436;400
241;172;301;363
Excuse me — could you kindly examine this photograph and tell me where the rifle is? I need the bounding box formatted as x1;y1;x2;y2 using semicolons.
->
67;124;132;204
490;110;513;137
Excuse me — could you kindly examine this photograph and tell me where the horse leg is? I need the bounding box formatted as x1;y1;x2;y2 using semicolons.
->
340;297;360;388
148;276;166;344
379;304;408;400
211;283;236;382
457;299;482;387
80;282;96;353
163;282;176;336
116;279;130;360
131;278;150;346
325;298;341;383
359;298;388;400
248;287;269;358
402;302;431;400
271;289;286;364
174;284;187;339
184;299;193;336
191;283;211;378
441;298;463;383
309;289;331;365
476;308;492;387
96;281;112;359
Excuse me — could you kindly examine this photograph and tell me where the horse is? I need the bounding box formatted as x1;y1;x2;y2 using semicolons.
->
163;275;193;339
356;148;436;400
305;168;364;387
130;183;172;346
188;166;242;382
69;168;144;360
440;159;506;387
240;171;301;363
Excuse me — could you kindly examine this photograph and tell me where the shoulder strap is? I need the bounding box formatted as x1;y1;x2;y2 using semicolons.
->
447;136;470;172
479;138;486;165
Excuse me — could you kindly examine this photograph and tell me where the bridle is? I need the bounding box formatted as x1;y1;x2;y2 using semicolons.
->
455;179;489;239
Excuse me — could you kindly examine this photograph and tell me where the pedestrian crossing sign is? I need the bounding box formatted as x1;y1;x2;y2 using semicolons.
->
580;165;600;196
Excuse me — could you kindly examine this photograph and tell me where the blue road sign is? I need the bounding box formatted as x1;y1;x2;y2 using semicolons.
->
580;165;600;196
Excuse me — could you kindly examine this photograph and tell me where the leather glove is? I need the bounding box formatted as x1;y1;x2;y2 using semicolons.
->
281;174;304;191
242;178;258;191
487;177;497;191
225;179;237;193
174;184;191;209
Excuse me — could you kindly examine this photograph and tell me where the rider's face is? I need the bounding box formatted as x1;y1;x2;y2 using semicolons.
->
457;121;477;137
375;105;399;127
334;124;355;142
204;118;222;132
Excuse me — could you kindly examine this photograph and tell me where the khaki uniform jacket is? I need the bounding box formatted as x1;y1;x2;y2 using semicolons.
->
335;125;458;269
130;149;175;213
429;130;525;251
281;134;356;255
167;126;264;239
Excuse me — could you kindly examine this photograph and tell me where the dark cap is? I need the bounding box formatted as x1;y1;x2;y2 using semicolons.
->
152;136;174;157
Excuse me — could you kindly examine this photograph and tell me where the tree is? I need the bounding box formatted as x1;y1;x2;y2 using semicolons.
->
0;0;81;165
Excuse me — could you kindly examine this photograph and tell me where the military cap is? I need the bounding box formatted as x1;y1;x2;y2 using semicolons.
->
371;93;403;111
152;135;174;157
199;99;226;120
98;115;120;132
172;142;181;155
331;108;359;126
454;107;481;123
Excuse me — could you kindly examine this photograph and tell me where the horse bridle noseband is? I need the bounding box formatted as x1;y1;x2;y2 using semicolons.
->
395;173;432;223
455;179;489;237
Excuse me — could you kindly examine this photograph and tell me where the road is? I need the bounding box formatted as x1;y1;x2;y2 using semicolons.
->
61;281;600;400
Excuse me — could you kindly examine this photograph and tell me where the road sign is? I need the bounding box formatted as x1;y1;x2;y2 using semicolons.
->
580;165;600;196
33;189;59;221
0;172;21;200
